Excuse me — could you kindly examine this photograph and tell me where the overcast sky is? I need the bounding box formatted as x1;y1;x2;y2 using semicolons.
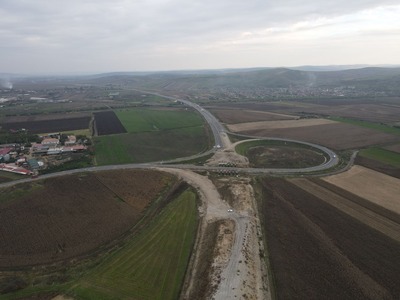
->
1;0;399;74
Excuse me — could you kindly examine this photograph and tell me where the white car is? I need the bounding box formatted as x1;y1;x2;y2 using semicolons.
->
227;209;233;212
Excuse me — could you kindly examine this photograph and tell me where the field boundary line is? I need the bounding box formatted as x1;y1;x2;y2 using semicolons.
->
289;178;400;242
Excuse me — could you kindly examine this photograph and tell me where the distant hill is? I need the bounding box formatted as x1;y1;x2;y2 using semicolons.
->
85;67;400;92
9;66;400;99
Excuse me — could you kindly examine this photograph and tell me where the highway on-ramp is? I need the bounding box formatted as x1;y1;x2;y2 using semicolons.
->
0;93;343;300
0;93;340;188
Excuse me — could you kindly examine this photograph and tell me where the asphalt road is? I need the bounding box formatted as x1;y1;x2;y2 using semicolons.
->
129;90;228;149
0;92;341;188
129;90;338;169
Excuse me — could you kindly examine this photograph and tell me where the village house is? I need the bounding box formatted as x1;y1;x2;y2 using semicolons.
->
64;135;76;146
41;138;60;148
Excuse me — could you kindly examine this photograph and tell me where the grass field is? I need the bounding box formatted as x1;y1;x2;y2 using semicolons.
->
69;188;198;300
0;180;197;300
235;139;326;156
330;117;400;136
359;148;400;167
116;108;204;133
235;139;328;168
94;108;211;165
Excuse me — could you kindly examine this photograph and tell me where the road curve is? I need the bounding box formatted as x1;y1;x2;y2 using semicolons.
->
0;92;342;189
127;89;339;169
0;92;343;300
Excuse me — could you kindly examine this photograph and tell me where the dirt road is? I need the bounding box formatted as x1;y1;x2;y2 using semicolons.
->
161;168;270;300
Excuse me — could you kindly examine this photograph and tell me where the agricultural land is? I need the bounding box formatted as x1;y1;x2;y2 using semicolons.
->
94;107;212;165
257;177;400;299
0;170;176;268
0;169;200;300
1;67;400;300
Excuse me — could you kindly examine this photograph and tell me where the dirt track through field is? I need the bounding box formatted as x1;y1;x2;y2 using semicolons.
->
161;169;270;300
289;178;400;242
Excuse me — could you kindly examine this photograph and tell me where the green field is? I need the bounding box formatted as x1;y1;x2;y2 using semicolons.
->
116;108;204;133
235;139;328;169
235;139;327;157
360;147;400;167
69;188;198;300
1;187;198;300
330;117;400;136
95;108;212;165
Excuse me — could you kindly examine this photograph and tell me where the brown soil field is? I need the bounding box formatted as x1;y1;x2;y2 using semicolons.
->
292;103;400;125
0;172;24;184
289;178;400;242
209;108;297;124
95;169;175;211
258;177;400;299
1;112;91;124
0;170;175;268
93;111;126;135
355;156;400;179
323;166;400;215
231;122;400;150
227;118;337;132
208;100;400;124
384;143;400;153
0;117;91;134
247;146;326;168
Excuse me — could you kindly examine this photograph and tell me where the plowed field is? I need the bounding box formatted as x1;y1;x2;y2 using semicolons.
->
258;177;400;299
1;117;90;134
231;122;400;150
209;108;297;124
93;111;126;135
384;143;400;153
227;118;336;131
0;170;175;268
355;157;400;178
207;101;400;125
323;166;400;215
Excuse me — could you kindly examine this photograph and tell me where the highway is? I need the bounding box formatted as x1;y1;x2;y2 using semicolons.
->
129;90;229;149
128;90;339;168
0;92;341;189
0;91;343;299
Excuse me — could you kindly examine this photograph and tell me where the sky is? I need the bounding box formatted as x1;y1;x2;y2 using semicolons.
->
1;0;400;74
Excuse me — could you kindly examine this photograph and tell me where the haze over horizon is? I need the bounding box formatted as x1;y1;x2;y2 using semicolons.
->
1;0;400;74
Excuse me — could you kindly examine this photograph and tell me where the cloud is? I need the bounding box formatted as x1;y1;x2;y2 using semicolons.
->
0;0;399;73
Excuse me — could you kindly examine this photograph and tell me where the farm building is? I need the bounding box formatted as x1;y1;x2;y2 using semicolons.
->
42;138;60;147
31;143;49;155
65;135;77;146
70;145;86;151
0;147;13;161
47;148;63;155
27;159;40;170
0;163;31;175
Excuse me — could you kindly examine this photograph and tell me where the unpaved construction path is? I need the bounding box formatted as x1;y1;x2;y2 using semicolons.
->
161;168;270;300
